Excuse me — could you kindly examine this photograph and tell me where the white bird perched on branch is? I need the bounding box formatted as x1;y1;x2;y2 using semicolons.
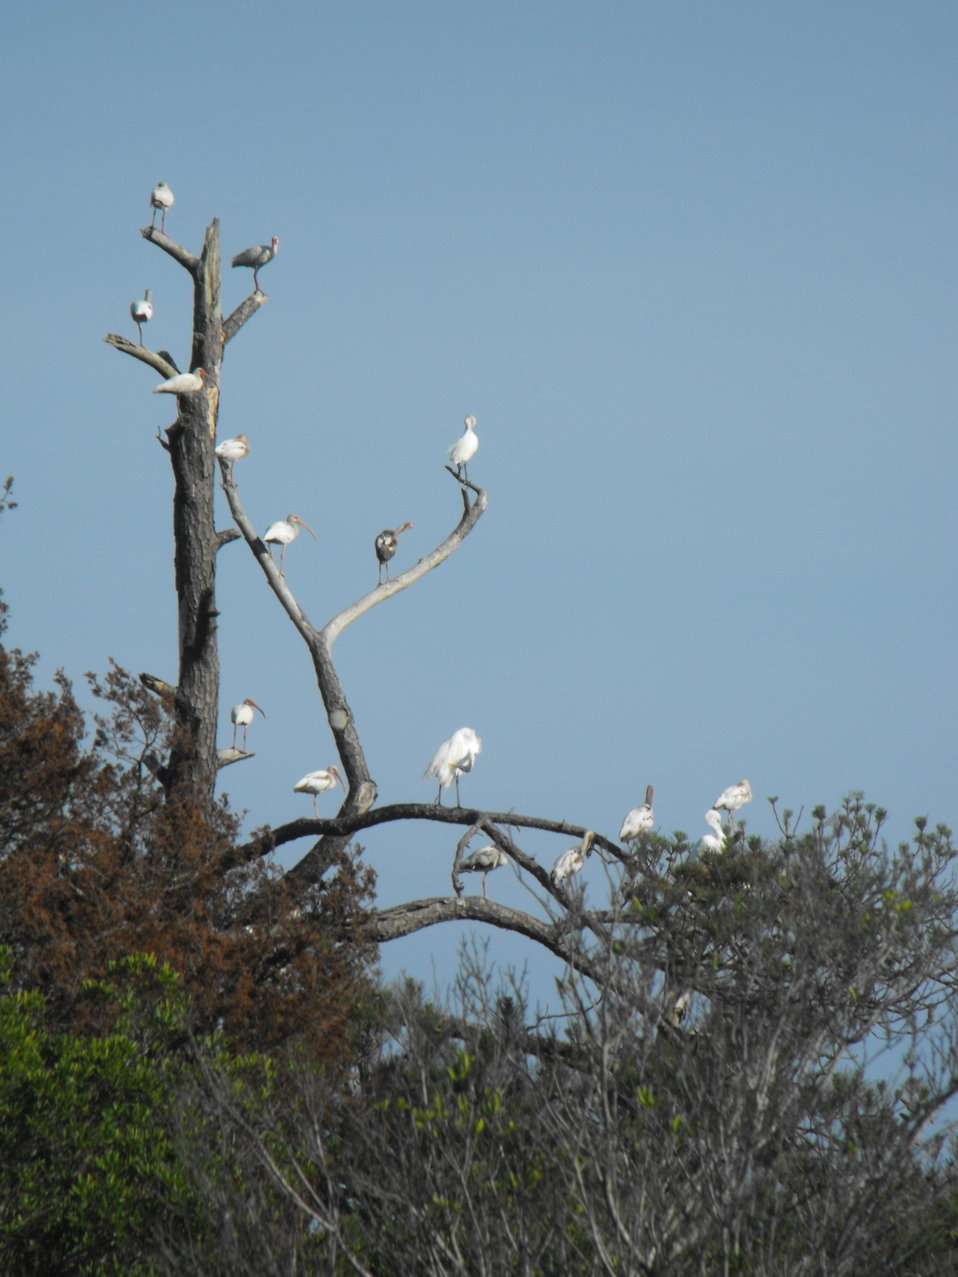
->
230;697;265;749
375;522;413;584
130;289;153;344
425;727;482;806
700;808;726;854
293;766;343;814
550;830;596;887
449;415;479;480
714;778;752;820
153;368;207;395
263;514;317;575
459;845;508;898
215;434;250;483
231;236;280;293
149;181;174;232
619;785;655;843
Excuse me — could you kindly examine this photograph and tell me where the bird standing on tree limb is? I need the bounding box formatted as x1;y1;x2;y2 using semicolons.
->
215;434;250;483
230;697;265;749
375;521;413;584
449;415;479;480
153;368;207;395
231;236;280;293
700;808;726;854
425;727;482;805
149;181;174;231
459;846;508;898
263;513;317;575
293;766;343;814
130;289;153;344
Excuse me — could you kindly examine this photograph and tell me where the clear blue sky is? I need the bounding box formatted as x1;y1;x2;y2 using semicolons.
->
3;1;956;1008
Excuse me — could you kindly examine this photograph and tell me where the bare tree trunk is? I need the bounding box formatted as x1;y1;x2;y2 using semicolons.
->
165;221;224;803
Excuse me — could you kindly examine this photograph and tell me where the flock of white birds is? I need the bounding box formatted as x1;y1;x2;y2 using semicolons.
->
138;181;752;905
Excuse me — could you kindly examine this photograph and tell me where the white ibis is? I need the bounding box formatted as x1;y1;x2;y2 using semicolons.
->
459;845;508;898
550;830;596;887
375;521;413;584
149;181;174;232
619;784;655;843
215;434;250;483
230;697;265;749
263;514;317;575
293;766;343;814
425;727;482;806
231;236;280;292
700;808;726;854
153;368;207;395
449;414;479;480
130;289;153;344
714;779;752;821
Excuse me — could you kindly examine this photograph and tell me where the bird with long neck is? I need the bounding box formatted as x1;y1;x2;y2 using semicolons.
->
149;181;174;231
700;808;726;854
230;697;266;749
425;727;482;806
130;289;153;344
449;414;479;480
375;521;413;584
263;513;317;575
231;236;280;292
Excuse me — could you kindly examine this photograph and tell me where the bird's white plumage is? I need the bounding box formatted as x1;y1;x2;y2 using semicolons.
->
713;779;752;815
550;831;595;886
215;435;250;463
294;766;343;812
620;802;654;842
154;369;206;395
229;697;265;749
150;181;174;212
130;289;153;324
700;808;726;854
449;415;479;471
425;727;482;803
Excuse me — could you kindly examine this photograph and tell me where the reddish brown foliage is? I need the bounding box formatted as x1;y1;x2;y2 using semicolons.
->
0;607;377;1062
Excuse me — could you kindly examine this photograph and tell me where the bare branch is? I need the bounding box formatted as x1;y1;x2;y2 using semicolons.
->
214;528;241;551
321;470;488;649
139;224;199;273
223;292;268;344
229;802;627;870
103;334;179;380
217;746;255;770
367;894;606;983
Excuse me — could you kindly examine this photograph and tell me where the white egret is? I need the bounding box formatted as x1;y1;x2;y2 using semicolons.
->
448;415;479;480
375;521;413;584
293;766;343;814
550;830;596;887
153;368;207;395
620;784;655;843
215;434;250;483
130;289;153;344
149;181;174;231
263;514;317;575
700;808;726;854
230;697;265;749
714;778;752;818
459;845;508;898
425;727;482;805
231;236;280;292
